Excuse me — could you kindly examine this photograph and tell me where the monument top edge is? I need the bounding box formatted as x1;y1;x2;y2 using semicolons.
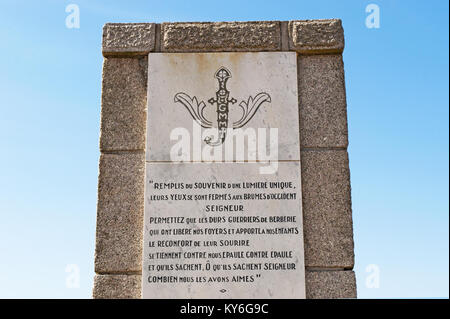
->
102;19;344;57
103;18;342;26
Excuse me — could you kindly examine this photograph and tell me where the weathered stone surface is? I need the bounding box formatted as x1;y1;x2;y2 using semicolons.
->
301;150;354;269
95;152;145;273
103;23;155;56
298;54;348;148
95;19;356;299
93;274;141;299
100;57;147;151
289;19;344;54
306;270;356;299
162;21;281;52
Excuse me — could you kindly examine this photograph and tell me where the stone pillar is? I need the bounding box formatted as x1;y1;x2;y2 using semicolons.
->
93;20;356;299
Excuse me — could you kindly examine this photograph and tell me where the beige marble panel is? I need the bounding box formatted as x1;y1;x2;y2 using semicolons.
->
146;52;300;162
142;162;305;298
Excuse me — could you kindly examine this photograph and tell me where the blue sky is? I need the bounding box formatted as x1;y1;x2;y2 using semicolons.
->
0;0;448;298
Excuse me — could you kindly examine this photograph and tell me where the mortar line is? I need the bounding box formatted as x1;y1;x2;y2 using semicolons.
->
154;23;161;52
306;267;351;272
280;21;289;51
301;147;347;152
96;271;142;275
145;159;301;164
101;149;145;154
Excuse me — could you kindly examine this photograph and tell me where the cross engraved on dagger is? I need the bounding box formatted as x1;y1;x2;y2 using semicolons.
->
174;67;271;146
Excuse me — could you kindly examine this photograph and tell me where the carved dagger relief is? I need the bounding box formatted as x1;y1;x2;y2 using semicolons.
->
206;67;236;145
174;66;271;146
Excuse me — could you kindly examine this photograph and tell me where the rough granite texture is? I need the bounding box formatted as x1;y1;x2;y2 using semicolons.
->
103;23;155;56
290;19;344;54
93;274;142;299
95;152;145;273
298;54;348;148
306;271;356;299
100;57;148;151
161;21;281;52
301;150;354;269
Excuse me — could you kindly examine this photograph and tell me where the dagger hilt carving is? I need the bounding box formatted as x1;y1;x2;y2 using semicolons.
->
174;66;271;147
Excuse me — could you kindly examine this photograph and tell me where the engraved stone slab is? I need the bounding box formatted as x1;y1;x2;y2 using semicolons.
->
146;52;300;162
142;162;305;298
143;52;305;299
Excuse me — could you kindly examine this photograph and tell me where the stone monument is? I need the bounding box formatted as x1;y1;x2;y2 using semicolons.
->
93;20;356;299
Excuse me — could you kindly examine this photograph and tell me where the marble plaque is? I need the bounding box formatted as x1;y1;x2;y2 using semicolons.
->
143;52;305;298
146;52;300;162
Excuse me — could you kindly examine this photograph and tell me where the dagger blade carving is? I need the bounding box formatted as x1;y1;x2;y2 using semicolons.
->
174;66;271;146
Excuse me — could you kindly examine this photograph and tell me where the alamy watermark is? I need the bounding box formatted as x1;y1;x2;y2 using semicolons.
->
170;66;279;174
170;121;279;174
365;4;380;29
65;4;80;29
65;264;80;288
365;264;380;288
